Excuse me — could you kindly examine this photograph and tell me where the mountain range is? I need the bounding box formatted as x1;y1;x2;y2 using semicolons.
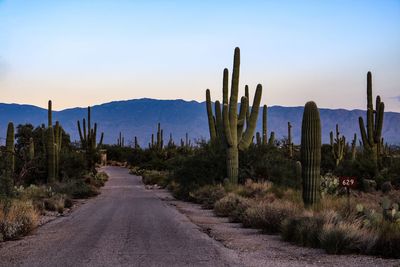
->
0;98;399;146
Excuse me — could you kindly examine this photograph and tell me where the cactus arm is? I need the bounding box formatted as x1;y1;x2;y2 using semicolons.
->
245;85;250;125
215;100;224;140
206;89;217;141
238;84;262;150
229;47;240;139
375;101;384;142
237;96;248;141
223;103;234;147
358;117;370;149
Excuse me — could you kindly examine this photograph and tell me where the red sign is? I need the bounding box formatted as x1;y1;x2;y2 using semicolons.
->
339;177;357;189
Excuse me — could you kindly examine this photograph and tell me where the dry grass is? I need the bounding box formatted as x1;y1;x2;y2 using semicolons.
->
214;193;254;222
242;199;302;233
0;199;39;241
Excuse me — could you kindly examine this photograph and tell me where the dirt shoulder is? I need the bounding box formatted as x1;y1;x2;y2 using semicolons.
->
153;188;400;267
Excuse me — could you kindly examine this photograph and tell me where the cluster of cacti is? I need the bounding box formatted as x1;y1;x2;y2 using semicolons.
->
117;132;124;147
0;122;15;196
148;123;164;149
356;197;400;226
301;101;321;207
167;133;175;148
254;105;274;147
206;47;262;184
330;124;346;166
77;106;104;170
179;132;191;148
358;72;384;167
77;106;104;151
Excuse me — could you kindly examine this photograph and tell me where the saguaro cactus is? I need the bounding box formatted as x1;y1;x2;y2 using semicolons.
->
301;101;321;207
77;106;103;151
288;122;293;158
47;125;56;183
208;47;262;184
358;72;384;167
262;105;268;145
330;124;346;166
1;122;15;195
351;133;357;161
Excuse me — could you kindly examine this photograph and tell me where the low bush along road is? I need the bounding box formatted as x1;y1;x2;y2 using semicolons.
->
0;166;239;267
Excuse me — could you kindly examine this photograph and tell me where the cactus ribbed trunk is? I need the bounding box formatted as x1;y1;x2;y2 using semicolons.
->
301;101;321;207
47;126;56;183
226;147;239;184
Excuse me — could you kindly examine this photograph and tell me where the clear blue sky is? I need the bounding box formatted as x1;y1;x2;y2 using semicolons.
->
0;0;399;111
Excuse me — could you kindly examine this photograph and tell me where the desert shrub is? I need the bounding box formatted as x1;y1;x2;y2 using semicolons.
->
239;145;297;187
373;221;400;258
189;185;226;209
44;194;66;213
55;180;99;199
320;218;377;254
85;171;109;187
142;170;169;187
281;212;325;248
170;142;226;199
235;180;272;198
0;199;39;240
129;166;145;176
214;193;253;222
242;199;301;233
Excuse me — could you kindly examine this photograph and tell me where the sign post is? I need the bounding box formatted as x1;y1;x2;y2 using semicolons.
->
339;177;357;213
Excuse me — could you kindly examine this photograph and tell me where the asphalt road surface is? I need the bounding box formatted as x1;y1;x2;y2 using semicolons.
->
0;166;239;267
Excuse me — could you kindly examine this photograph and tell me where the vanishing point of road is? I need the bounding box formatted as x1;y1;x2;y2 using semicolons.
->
0;166;239;267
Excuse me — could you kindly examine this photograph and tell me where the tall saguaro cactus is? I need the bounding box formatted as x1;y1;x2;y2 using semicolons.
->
358;72;384;167
77;106;103;151
301;101;321;207
77;106;104;169
207;47;262;184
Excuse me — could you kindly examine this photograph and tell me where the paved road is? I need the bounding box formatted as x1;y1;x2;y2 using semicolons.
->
0;166;239;267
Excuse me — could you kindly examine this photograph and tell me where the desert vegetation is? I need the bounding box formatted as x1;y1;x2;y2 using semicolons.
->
0;101;108;241
112;48;400;258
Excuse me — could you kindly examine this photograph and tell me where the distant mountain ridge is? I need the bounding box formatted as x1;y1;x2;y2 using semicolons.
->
0;98;399;146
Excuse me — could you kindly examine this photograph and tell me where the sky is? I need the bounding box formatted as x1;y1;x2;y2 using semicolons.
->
0;0;399;111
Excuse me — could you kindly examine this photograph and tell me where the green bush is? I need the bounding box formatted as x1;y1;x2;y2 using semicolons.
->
189;185;226;209
142;170;169;187
55;180;99;199
214;193;253;222
373;221;400;258
281;212;325;248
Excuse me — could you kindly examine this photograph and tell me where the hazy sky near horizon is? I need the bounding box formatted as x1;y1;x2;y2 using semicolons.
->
0;0;399;111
